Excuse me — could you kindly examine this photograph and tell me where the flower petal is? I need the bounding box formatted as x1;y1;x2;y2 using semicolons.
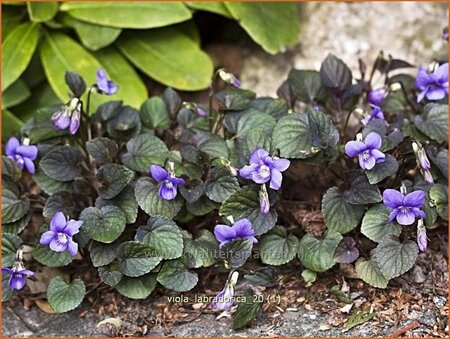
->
249;148;269;165
239;164;258;179
19;270;35;277
23;157;35;174
412;207;426;219
425;87;446;101
214;224;236;243
396;208;416;225
417;89;427;103
170;176;186;186
359;153;376;170
371;149;386;163
404;190;426;208
232;218;254;238
40;231;56;245
2;268;13;275
67;239;78;257
436;63;448;80
50;211;67;232
388;209;399;222
415;66;430;90
383;189;404;209
269;169;282;190
5;137;19;157
150;165;168;182
49;238;68;252
64;220;83;237
10;275;26;290
271;158;290;172
364;132;382;149
345;141;366;157
16;145;38;160
159;182;177;200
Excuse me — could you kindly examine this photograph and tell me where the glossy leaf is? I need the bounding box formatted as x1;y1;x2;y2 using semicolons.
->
116;28;213;91
2;22;39;91
47;277;85;313
27;2;58;22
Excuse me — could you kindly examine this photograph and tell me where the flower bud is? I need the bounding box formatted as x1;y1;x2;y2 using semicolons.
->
368;88;387;106
218;70;241;88
417;219;427;252
412;141;433;184
259;185;270;214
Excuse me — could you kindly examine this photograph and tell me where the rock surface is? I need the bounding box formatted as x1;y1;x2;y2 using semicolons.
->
240;2;449;96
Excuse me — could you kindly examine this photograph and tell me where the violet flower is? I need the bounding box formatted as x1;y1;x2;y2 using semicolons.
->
412;141;433;184
150;164;185;200
361;105;386;126
240;149;290;190
368;88;387;106
345;132;386;170
5;137;38;174
211;284;234;311
52;98;82;135
214;218;258;248
417;219;427;252
96;68;119;95
40;211;83;256
2;261;34;290
382;189;426;226
218;70;241;88
211;271;238;311
416;63;448;102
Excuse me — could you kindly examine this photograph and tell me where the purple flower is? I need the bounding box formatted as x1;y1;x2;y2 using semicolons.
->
150;165;185;201
259;185;270;214
382;189;426;226
361;105;386;126
240;149;290;190
211;284;234;311
214;218;258;248
345;132;386;170
52;98;82;135
218;70;241;88
416;63;448;102
5;137;38;174
40;211;82;256
417;220;427;252
96;68;119;95
2;261;34;290
368;88;387;106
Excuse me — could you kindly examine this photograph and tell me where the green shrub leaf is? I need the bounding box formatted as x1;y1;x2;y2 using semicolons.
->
297;230;342;272
2;22;39;91
90;241;120;268
121;133;168;172
96;185;138;224
97;164;134;199
86;137;119;164
115;274;157;299
117;28;213;91
118;241;163;277
98;262;123;287
27;2;58;22
140;97;170;129
225;3;299;54
287;69;325;103
2;79;31;109
219;186;277;236
135;216;183;260
414;104;448;143
61;2;192;29
134;177;183;219
355;258;388;289
365;154;399;184
259;226;298;266
361;204;401;242
206;167;240;203
428;183;448;220
372;236;419;279
47;277;86;313
2;187;30;224
157;259;198;292
2;233;22;267
40;146;82;182
322;187;365;234
80;206;127;243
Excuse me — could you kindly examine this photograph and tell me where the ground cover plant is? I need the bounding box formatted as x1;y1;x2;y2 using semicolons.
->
2;31;448;330
1;1;299;140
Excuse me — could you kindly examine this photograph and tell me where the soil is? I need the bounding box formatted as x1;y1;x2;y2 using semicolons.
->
3;230;448;338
